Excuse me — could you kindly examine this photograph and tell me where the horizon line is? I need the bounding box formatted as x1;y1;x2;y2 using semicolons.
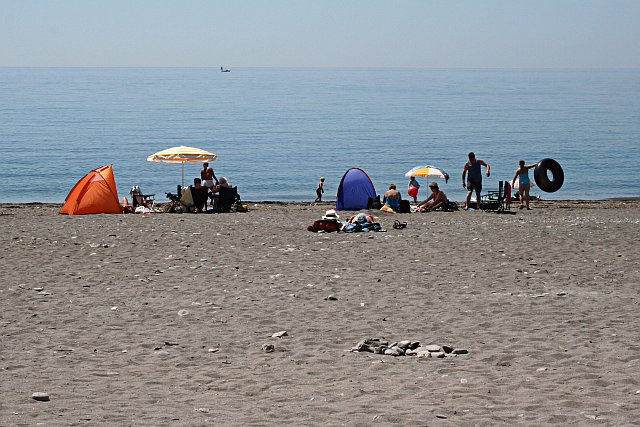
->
1;66;639;71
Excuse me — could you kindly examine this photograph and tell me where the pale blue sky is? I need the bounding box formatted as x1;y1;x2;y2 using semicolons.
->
1;0;638;68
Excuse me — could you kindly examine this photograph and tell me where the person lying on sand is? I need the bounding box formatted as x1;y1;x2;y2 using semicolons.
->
416;182;449;211
346;213;375;224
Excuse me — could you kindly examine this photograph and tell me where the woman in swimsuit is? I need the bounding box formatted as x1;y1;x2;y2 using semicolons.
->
512;160;538;210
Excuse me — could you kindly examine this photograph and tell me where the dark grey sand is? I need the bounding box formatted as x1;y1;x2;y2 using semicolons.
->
1;200;639;425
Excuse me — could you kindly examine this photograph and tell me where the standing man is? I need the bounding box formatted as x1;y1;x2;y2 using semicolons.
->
462;152;490;210
201;162;219;192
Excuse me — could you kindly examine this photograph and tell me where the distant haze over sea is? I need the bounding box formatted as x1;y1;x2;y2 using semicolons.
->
1;68;638;203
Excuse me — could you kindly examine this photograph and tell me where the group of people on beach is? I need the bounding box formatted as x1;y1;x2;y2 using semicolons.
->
315;152;538;211
460;152;535;210
183;162;233;212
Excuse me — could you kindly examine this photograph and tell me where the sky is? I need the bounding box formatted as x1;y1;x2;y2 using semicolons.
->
1;0;639;68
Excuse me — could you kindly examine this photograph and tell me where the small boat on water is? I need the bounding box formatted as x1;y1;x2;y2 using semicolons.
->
220;66;230;73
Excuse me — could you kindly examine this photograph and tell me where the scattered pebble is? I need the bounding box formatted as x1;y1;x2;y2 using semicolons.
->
536;367;548;372
208;347;220;353
31;392;50;402
178;309;189;317
324;294;338;301
262;343;275;353
272;331;288;338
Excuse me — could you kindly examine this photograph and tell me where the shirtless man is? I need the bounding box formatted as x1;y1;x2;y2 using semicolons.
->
382;184;402;211
201;162;219;191
417;182;449;211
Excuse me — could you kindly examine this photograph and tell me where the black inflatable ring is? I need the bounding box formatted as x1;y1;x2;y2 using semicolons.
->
534;158;564;193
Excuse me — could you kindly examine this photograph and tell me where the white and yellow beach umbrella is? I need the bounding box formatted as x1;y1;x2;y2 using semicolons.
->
147;145;217;188
404;165;450;183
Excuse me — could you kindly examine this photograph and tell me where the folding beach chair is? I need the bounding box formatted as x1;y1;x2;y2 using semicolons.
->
130;186;155;208
217;186;240;213
480;181;512;213
189;185;210;212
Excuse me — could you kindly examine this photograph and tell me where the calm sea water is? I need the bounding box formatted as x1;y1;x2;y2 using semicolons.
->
1;68;639;203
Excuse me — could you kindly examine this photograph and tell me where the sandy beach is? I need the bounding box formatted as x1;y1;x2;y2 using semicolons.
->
1;200;639;426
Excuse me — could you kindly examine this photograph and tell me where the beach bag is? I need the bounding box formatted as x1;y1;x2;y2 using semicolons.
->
398;200;411;213
367;195;382;209
236;203;249;212
307;219;341;233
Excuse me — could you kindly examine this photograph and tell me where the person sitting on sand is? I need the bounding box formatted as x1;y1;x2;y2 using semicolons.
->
382;184;402;212
417;182;449;211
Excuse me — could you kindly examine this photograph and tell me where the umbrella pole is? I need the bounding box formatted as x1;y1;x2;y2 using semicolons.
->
181;162;185;189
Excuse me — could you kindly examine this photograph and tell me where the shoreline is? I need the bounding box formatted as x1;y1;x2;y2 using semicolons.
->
2;197;640;209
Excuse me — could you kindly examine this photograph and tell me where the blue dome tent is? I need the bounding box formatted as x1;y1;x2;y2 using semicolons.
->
336;167;377;211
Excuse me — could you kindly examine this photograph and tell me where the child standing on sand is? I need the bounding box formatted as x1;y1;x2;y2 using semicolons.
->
408;176;420;203
315;177;325;202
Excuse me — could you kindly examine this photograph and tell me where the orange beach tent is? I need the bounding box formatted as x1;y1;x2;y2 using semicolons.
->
60;165;122;215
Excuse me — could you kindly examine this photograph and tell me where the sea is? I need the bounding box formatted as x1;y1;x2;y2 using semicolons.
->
1;67;639;203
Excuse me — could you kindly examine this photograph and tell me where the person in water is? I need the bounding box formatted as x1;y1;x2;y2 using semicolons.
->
512;160;538;210
461;152;490;210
